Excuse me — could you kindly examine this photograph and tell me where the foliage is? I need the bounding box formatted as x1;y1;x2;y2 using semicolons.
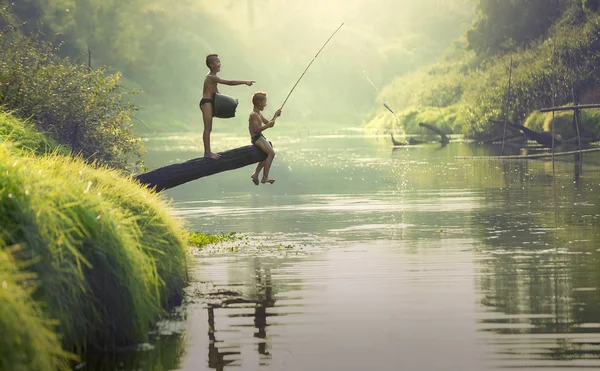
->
0;9;143;169
369;1;600;139
584;0;600;12
466;0;568;56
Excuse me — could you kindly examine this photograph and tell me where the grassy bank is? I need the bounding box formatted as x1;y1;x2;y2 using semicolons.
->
0;247;74;371
0;110;190;366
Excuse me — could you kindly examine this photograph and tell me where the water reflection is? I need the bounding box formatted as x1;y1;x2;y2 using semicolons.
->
202;262;278;369
471;147;600;368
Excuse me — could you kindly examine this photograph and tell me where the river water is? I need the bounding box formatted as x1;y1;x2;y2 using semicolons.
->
86;128;600;371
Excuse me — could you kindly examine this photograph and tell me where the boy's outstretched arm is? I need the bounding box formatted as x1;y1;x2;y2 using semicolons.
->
213;76;255;86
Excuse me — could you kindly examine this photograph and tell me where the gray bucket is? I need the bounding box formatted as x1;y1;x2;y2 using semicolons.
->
213;93;239;118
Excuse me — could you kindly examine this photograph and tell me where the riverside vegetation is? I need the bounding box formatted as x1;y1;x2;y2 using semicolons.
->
0;9;229;370
366;0;600;140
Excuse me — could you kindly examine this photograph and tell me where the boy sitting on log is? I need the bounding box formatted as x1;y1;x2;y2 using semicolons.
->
248;91;281;185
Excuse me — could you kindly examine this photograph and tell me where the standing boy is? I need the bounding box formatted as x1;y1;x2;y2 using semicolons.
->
200;53;255;160
249;91;281;185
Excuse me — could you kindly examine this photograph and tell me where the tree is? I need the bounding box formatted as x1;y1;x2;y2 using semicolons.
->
467;0;568;55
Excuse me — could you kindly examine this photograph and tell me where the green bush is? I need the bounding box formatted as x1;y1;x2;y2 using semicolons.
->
584;0;600;12
0;10;143;170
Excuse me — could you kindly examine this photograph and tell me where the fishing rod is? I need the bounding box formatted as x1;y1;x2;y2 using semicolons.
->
279;22;345;111
362;69;379;94
362;69;400;125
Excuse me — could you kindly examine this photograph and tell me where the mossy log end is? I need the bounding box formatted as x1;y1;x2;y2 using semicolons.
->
135;145;267;192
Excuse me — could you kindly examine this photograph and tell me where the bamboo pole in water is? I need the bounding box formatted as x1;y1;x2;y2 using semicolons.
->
501;57;513;156
540;103;600;112
455;147;600;160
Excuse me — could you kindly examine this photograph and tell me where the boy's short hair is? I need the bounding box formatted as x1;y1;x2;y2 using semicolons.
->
206;53;219;68
252;91;267;105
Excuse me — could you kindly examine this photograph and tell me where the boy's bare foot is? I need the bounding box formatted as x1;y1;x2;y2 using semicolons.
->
204;152;221;160
261;178;275;184
251;175;259;186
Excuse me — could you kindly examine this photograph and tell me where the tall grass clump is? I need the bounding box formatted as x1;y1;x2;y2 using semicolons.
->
0;8;143;170
0;247;74;371
0;142;188;353
0;110;66;156
74;165;189;308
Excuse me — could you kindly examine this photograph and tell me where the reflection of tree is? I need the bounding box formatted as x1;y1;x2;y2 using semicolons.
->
472;158;600;363
83;332;187;370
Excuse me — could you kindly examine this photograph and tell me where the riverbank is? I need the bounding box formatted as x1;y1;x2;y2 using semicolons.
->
0;110;192;369
365;3;600;140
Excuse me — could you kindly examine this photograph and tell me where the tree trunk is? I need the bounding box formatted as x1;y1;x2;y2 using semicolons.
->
135;145;267;192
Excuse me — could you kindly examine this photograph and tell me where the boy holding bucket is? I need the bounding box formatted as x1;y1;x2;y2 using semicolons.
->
200;53;255;160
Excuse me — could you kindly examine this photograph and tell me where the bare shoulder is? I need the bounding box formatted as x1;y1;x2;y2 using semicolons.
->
249;111;262;124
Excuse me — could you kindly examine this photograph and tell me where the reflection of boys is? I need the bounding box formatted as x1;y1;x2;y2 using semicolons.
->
200;53;255;160
207;306;239;370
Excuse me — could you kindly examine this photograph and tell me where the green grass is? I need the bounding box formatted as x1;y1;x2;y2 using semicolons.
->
0;247;74;371
0;111;190;355
0;110;66;156
522;108;600;137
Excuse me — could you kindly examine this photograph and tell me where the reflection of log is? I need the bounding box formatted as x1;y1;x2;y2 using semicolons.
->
135;145;267;192
481;133;527;145
390;133;405;146
418;122;449;143
390;134;424;146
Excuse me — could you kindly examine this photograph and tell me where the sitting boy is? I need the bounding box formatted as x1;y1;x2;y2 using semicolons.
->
248;91;281;185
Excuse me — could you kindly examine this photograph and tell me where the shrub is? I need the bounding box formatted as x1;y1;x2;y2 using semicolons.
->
0;9;143;170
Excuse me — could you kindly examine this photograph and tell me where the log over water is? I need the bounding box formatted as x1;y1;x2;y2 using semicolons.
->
135;145;267;192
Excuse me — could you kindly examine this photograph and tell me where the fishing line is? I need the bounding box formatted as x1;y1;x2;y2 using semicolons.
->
279;22;345;110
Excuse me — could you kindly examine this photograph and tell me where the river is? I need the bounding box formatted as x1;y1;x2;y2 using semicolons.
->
85;127;600;371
